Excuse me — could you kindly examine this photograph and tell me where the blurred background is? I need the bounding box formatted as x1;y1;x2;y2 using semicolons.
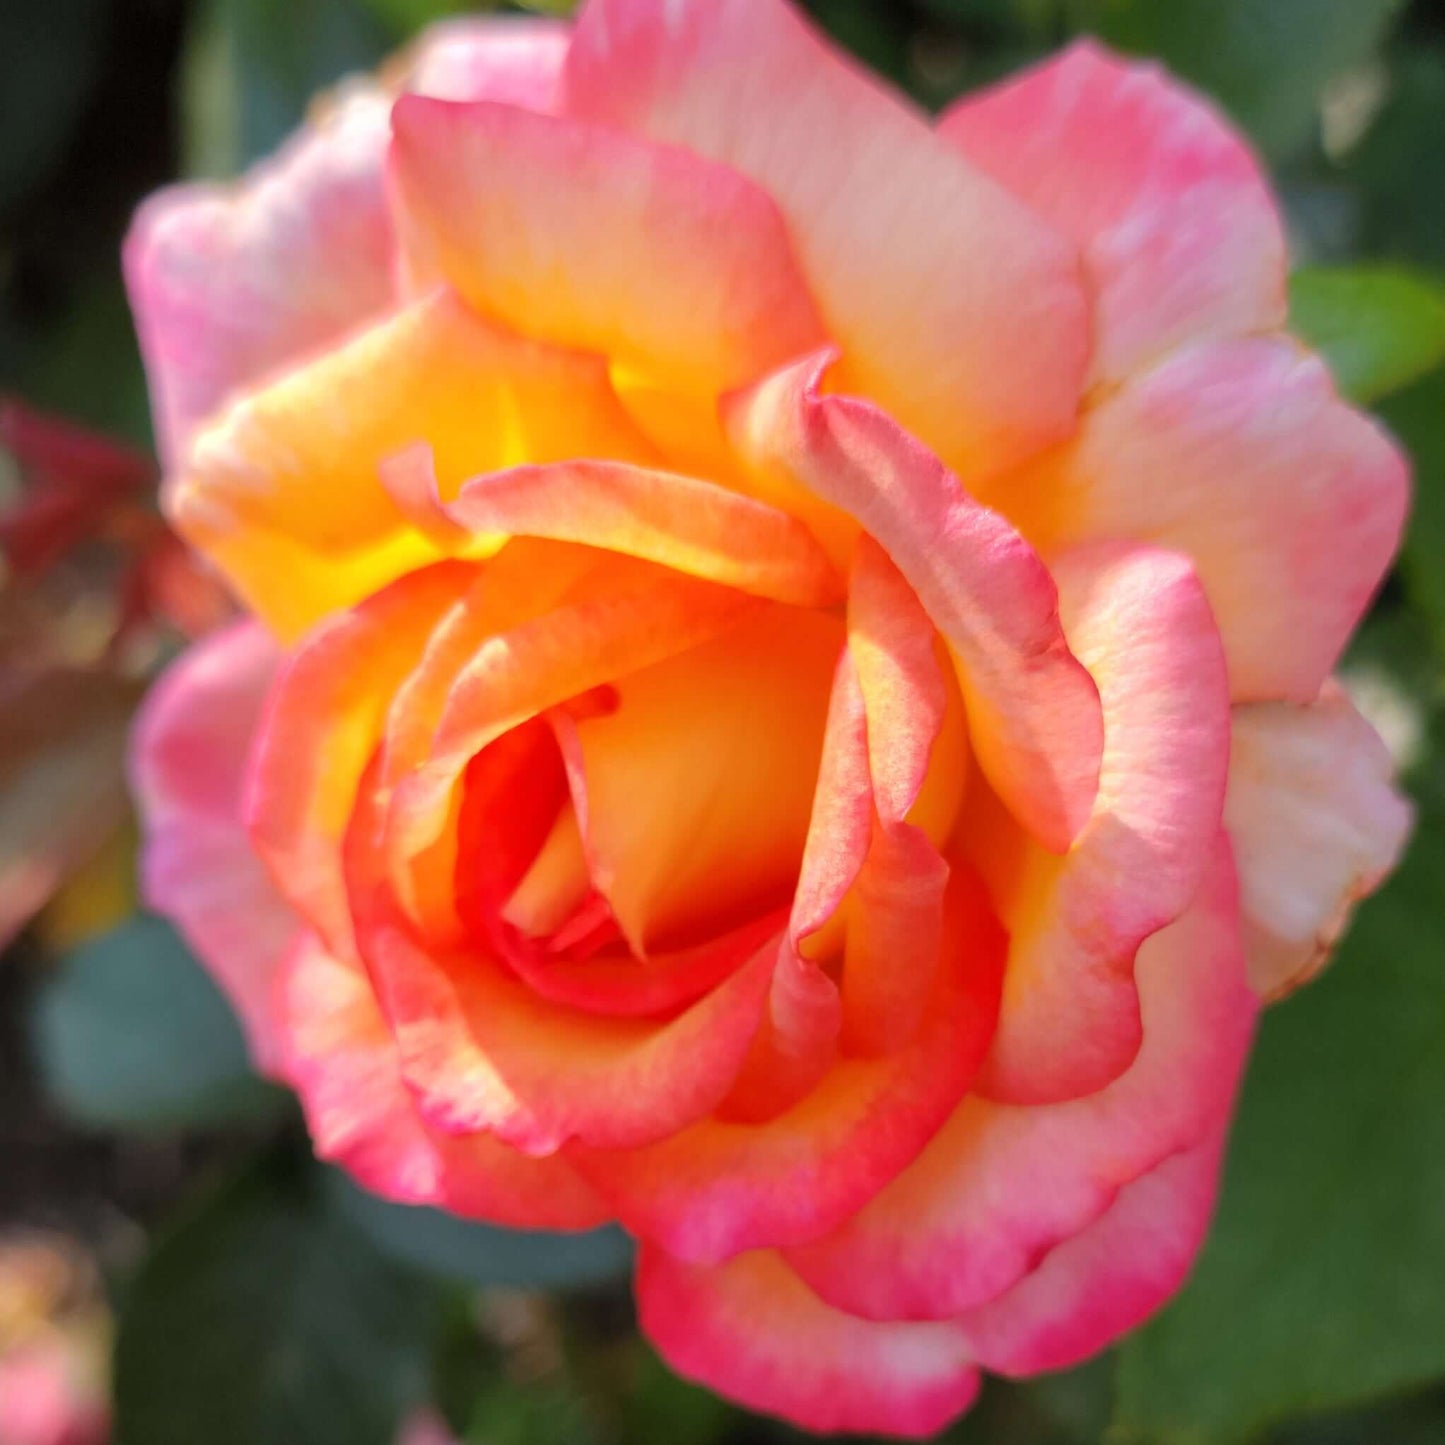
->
2;1;1445;1442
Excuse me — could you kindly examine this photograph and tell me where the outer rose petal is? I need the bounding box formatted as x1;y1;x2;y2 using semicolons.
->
172;291;656;639
976;542;1231;1103
725;353;1102;853
125;17;571;466
405;17;570;109
786;838;1255;1321
939;40;1286;383
953;1128;1227;1375
389;98;827;395
1225;686;1412;999
278;932;609;1229
565;0;1088;485
125;94;394;470
636;1247;979;1440
130;623;295;1074
996;337;1409;703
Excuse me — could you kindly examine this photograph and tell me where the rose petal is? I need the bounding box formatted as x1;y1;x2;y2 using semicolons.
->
565;0;1088;485
975;542;1231;1103
357;889;776;1160
130;622;294;1073
715;652;867;1121
939;40;1286;383
725;354;1103;852
126;16;572;466
278;932;609;1228
246;561;477;953
389;97;826;394
171;291;655;638
954;1128;1228;1374
1225;686;1412;1000
442;459;843;608
637;1246;979;1439
406;16;570;110
998;337;1409;703
839;539;963;1054
568;865;1004;1262
565;605;843;954
125;95;395;470
386;567;761;885
787;837;1255;1321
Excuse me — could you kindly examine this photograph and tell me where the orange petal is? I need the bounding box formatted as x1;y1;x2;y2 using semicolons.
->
246;561;478;953
565;605;843;954
384;568;763;895
171;291;656;638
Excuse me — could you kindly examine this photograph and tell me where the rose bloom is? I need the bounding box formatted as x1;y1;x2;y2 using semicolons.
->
125;0;1411;1435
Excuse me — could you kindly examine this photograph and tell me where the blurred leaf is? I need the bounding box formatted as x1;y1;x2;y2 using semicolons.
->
463;1377;600;1445
14;272;152;448
617;1345;734;1445
1289;265;1445;403
332;1173;632;1290
0;671;137;950
1268;1384;1445;1445
32;914;284;1129
801;0;912;87
358;0;475;35
114;1154;436;1445
946;1360;1112;1445
1068;0;1404;161
181;0;391;178
1111;769;1445;1443
0;0;107;208
1379;365;1445;645
35;820;137;951
1350;51;1445;270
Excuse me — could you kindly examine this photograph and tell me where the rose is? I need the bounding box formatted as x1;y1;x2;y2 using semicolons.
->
124;1;1411;1435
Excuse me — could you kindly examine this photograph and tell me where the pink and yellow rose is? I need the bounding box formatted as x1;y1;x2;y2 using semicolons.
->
125;1;1412;1434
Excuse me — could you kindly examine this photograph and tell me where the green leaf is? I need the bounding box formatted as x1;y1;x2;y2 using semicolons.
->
1067;0;1404;161
462;1378;600;1445
1289;265;1445;404
1378;366;1445;647
181;0;391;178
1349;52;1445;272
331;1172;633;1289
32;914;284;1130
1110;768;1445;1443
114;1155;437;1445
